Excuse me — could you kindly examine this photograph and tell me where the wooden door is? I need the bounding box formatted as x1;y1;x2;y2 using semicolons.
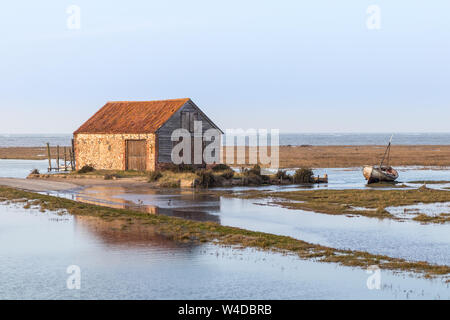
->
126;140;147;171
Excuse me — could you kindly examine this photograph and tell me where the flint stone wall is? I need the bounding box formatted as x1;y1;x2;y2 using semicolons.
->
74;133;157;171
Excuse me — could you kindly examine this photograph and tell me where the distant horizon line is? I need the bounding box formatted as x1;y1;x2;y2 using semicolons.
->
1;132;450;135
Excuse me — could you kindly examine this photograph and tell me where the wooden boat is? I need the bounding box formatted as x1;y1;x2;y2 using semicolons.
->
363;165;398;183
362;136;399;184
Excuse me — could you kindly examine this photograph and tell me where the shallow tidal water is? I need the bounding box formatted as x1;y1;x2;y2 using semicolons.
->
228;167;450;191
64;185;450;266
0;203;448;300
0;159;48;178
1;160;450;299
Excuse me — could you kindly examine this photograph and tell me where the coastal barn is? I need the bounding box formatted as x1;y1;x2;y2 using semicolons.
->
73;98;222;171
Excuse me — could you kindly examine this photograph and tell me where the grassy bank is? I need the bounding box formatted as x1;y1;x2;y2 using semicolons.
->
222;145;450;168
31;164;303;188
0;186;449;279
231;187;450;223
4;145;450;168
408;180;450;185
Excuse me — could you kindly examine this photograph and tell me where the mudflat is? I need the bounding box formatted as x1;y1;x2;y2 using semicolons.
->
0;176;148;192
2;145;450;168
0;177;78;192
224;145;450;168
0;147;68;160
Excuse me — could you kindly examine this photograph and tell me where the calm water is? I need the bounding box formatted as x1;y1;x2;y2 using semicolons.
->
0;159;48;178
1;133;450;147
1;160;449;299
236;167;450;191
0;134;72;147
60;184;450;266
0;203;448;299
1;160;450;265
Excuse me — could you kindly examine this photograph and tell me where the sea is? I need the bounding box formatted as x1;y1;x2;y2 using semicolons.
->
0;133;449;147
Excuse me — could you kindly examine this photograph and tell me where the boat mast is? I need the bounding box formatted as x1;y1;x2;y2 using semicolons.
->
380;135;393;167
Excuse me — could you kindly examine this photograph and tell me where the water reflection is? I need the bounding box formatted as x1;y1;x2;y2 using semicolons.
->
74;215;196;250
71;186;221;223
58;185;450;266
1;203;449;300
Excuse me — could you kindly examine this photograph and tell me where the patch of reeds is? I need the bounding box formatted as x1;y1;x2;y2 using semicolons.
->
220;169;235;180
77;165;95;174
148;170;163;182
211;164;232;172
196;169;216;188
293;168;314;183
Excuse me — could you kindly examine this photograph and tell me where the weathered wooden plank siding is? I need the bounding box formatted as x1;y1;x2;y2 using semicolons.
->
156;100;221;163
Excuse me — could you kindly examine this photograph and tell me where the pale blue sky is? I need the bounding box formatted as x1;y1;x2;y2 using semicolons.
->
0;1;449;133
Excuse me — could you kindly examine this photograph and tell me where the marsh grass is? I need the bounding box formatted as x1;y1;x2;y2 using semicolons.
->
221;145;450;168
195;170;216;188
147;170;163;182
408;181;450;185
77;165;95;174
157;171;197;188
3;145;450;167
0;186;449;279
231;187;450;223
366;182;408;188
413;213;450;224
54;165;297;188
211;164;232;172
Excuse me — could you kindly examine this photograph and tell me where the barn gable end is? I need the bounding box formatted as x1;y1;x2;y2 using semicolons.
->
156;99;222;163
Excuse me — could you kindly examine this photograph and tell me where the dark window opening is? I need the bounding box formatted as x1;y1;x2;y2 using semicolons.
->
181;111;199;133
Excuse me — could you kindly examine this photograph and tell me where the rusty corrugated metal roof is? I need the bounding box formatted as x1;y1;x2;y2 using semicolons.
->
74;98;190;134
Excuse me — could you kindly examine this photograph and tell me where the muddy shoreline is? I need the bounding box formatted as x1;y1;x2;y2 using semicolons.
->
0;175;151;192
2;145;450;168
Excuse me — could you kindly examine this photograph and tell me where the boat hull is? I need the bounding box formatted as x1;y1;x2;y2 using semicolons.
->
363;166;399;184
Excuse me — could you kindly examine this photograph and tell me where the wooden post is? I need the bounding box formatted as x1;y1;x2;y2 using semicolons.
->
69;149;73;171
71;138;75;171
64;147;68;171
46;143;52;172
56;145;60;172
71;149;75;171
